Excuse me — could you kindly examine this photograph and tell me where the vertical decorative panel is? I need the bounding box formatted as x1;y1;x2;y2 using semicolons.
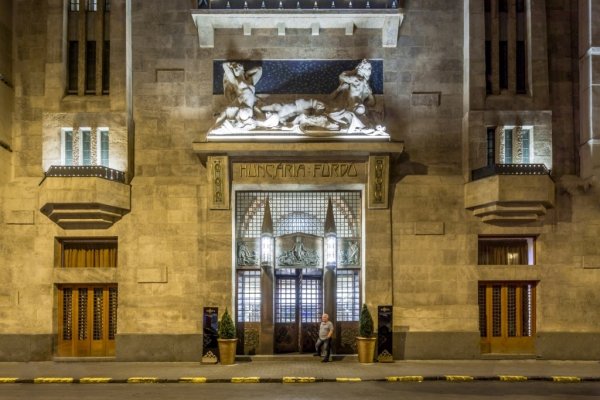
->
108;287;118;340
63;288;73;341
368;155;389;209
93;288;103;340
495;126;504;164
208;155;229;210
513;126;523;164
78;289;88;340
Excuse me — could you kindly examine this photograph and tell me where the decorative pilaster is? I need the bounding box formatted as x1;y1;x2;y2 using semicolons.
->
368;155;389;209
207;155;229;210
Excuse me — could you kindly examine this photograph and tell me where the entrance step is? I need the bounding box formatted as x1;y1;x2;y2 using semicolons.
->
237;354;357;362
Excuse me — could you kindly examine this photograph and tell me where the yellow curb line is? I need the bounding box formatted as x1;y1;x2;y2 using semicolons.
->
336;377;362;382
231;377;260;383
445;375;474;382
34;377;74;384
127;377;159;383
552;376;581;383
79;377;112;384
386;376;424;382
499;375;527;382
179;377;207;383
283;377;316;383
0;378;19;383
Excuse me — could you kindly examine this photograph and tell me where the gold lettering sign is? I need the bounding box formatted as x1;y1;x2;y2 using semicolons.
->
233;162;366;183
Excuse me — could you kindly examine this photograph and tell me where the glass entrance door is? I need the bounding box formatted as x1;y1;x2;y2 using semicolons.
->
274;269;322;353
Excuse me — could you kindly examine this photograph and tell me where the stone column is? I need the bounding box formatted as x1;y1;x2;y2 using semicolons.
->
579;0;600;180
323;266;336;323
259;265;274;354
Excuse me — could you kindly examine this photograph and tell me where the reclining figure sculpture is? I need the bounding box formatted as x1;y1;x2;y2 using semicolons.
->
211;60;387;136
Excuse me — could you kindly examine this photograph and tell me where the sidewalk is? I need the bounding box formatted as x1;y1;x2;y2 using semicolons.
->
0;358;599;383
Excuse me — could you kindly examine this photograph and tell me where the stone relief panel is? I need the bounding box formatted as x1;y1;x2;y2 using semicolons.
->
275;233;323;268
368;155;389;209
208;155;230;210
236;238;260;267
208;59;388;138
338;238;361;267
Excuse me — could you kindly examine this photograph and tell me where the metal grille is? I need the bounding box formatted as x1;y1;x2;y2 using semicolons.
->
492;285;501;337
507;286;516;337
108;287;118;340
93;288;103;340
237;271;261;323
275;278;297;323
522;284;532;337
78;289;88;340
336;270;359;321
477;285;487;337
235;191;361;239
62;288;73;340
300;278;322;323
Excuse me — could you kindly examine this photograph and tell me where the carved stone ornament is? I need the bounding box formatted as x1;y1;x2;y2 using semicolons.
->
275;233;323;268
209;60;389;139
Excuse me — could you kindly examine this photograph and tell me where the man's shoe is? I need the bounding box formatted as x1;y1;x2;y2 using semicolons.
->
321;359;329;363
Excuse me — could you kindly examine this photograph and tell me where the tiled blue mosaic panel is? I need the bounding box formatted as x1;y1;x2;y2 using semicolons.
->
213;60;383;95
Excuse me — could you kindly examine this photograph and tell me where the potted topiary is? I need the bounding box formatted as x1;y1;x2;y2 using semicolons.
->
217;308;237;365
356;303;376;363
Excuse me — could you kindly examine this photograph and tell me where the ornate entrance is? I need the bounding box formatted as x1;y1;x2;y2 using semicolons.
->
235;190;362;354
274;268;322;353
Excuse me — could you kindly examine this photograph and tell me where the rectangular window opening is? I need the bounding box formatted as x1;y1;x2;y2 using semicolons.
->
478;237;535;266
85;41;96;94
67;41;79;94
58;238;118;268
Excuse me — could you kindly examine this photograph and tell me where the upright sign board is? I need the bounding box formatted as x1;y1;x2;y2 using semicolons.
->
202;307;219;364
377;305;393;362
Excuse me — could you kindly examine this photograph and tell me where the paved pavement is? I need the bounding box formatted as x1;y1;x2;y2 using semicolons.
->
0;357;599;383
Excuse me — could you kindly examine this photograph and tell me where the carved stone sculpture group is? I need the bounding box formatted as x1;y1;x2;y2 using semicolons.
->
210;60;388;136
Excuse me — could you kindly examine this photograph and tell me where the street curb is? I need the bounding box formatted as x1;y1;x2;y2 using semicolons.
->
0;375;598;384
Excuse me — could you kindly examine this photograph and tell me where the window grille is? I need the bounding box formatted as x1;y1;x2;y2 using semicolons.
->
492;285;501;337
93;288;103;340
275;278;296;323
507;286;516;337
69;0;80;11
108;287;118;340
78;289;88;340
62;288;73;340
63;129;74;166
336;269;359;321
236;191;361;239
522;284;533;337
237;270;261;323
81;129;92;165
478;285;487;337
300;278;322;323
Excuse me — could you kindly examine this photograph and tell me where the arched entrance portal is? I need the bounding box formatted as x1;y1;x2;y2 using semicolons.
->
235;190;362;355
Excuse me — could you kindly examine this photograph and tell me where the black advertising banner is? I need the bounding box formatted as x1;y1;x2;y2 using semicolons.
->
202;307;219;364
377;305;393;362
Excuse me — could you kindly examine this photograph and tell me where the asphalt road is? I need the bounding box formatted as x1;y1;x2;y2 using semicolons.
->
1;381;599;400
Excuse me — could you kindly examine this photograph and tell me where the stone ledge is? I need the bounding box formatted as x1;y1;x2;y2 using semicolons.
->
464;175;555;224
39;177;131;229
192;140;404;164
191;9;404;48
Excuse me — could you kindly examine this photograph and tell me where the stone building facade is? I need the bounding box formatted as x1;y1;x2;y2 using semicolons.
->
0;0;599;361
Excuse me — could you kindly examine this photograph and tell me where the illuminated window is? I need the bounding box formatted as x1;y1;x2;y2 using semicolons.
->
478;237;535;265
61;128;74;166
237;270;261;323
87;0;97;11
97;128;109;167
69;0;80;11
488;126;533;165
80;128;92;165
336;269;359;321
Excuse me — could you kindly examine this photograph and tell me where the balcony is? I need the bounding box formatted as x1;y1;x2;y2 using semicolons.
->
465;164;555;224
191;5;404;48
39;166;130;229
